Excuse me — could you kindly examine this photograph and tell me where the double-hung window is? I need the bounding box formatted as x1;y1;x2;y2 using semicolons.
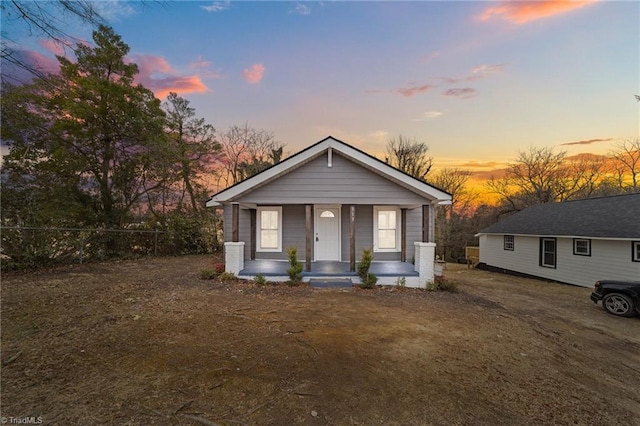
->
540;238;557;268
633;241;640;262
573;239;591;256
257;207;282;252
374;206;400;252
504;235;514;251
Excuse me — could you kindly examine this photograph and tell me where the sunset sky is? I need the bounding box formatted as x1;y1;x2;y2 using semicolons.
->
4;0;639;176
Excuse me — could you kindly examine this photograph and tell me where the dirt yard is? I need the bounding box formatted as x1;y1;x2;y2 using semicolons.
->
1;255;639;425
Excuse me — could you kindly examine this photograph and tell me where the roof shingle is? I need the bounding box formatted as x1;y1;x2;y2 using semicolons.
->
478;193;640;239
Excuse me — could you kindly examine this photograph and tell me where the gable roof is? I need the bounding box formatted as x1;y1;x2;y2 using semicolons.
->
206;136;451;207
477;193;640;239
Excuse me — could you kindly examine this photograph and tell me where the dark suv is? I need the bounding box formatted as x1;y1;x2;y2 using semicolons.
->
591;280;640;317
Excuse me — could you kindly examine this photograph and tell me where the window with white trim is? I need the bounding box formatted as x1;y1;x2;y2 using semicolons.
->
633;241;640;262
504;235;514;251
257;207;282;252
573;239;591;256
374;206;400;252
540;238;557;268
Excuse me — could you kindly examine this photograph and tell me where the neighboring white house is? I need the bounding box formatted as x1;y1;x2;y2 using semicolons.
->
476;193;640;288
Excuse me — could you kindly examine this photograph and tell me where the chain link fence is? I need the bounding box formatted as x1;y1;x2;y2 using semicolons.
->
1;225;222;271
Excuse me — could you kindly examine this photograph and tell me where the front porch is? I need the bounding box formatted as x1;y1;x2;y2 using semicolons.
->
240;260;419;277
226;241;438;288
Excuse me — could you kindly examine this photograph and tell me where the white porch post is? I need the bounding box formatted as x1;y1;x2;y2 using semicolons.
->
414;242;436;286
225;241;245;275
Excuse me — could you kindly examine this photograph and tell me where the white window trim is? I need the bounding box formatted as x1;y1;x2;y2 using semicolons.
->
573;238;591;256
540;237;557;268
504;235;514;251
373;206;401;252
256;206;282;252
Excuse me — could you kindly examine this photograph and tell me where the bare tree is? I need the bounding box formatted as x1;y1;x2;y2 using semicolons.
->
487;146;606;214
431;168;475;213
216;124;285;187
431;168;477;261
610;138;640;191
385;135;433;181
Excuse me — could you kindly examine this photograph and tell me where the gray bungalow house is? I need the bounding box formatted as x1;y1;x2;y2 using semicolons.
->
476;193;640;287
206;136;452;287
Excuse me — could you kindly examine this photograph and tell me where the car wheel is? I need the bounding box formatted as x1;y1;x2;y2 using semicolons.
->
602;293;636;317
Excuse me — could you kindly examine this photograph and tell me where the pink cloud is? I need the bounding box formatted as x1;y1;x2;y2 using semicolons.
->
478;1;598;24
149;76;209;99
133;54;175;75
443;88;477;99
132;53;209;98
397;83;432;97
1;49;60;83
38;39;67;57
243;63;265;84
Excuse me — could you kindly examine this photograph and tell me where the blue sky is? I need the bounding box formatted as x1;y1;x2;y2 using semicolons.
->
4;1;639;171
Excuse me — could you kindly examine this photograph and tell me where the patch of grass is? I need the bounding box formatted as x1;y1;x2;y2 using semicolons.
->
219;271;236;281
200;269;218;280
426;276;459;293
395;277;407;289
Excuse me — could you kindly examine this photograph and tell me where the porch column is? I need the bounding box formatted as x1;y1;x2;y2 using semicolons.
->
422;204;435;243
349;205;356;272
232;203;240;242
225;241;245;275
422;205;429;243
249;209;256;260
401;208;407;262
305;205;312;272
429;203;435;244
415;242;436;287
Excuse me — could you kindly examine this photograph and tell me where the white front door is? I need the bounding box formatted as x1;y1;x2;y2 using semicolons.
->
314;206;341;261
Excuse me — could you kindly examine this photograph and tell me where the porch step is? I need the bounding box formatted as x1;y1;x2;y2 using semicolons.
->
309;278;354;288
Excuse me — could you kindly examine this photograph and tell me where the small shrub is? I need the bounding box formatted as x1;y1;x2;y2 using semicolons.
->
357;248;373;280
219;271;236;281
395;277;407;289
286;247;303;285
254;273;267;286
426;276;459;293
200;269;218;280
359;273;378;289
213;262;225;274
357;248;378;289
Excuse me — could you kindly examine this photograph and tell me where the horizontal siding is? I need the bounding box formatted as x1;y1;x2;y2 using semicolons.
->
480;234;640;287
237;153;428;205
405;207;422;262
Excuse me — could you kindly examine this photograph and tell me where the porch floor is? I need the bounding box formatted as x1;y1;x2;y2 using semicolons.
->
239;260;418;277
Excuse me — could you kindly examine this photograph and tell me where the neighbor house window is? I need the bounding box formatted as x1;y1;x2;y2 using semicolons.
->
633;241;640;262
257;206;282;252
374;206;400;252
573;239;591;256
504;235;514;251
540;238;557;268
